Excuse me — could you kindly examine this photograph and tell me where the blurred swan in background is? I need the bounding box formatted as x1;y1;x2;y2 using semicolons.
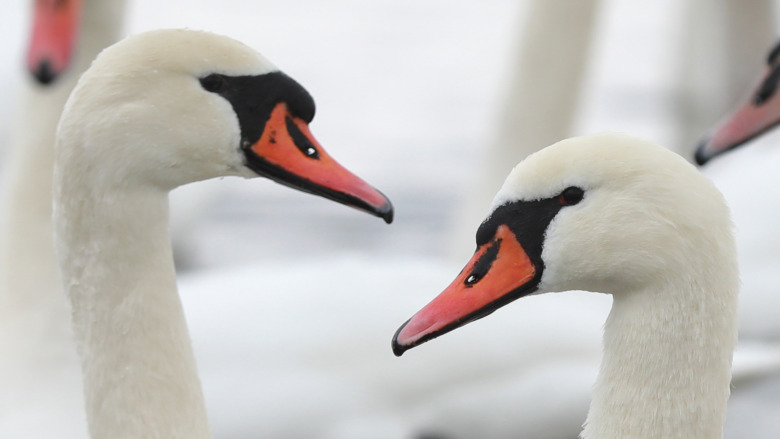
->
0;1;124;436
695;39;780;340
694;38;780;439
0;2;223;435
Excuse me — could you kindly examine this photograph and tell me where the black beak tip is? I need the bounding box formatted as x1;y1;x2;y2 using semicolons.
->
30;59;59;85
379;200;394;224
391;319;411;357
366;188;394;224
694;137;711;166
391;341;407;357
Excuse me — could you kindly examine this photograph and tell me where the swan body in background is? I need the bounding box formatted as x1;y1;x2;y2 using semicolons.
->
394;133;738;439
449;0;599;259
0;1;125;437
53;28;391;438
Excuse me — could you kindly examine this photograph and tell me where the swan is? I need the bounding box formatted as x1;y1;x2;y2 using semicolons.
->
395;37;780;437
393;133;738;439
690;39;780;437
693;39;780;340
53;28;392;438
0;1;125;437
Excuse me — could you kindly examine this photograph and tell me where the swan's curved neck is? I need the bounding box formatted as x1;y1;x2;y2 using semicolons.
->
582;274;737;439
55;185;211;439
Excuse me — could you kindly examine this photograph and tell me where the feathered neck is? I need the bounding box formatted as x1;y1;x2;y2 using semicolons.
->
54;182;212;438
582;268;738;439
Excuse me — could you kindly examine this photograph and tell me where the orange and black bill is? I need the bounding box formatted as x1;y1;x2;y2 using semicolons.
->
392;224;539;356
695;40;780;165
26;0;83;84
201;71;393;223
245;101;393;223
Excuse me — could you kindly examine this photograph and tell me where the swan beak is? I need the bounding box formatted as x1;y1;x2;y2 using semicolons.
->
245;102;394;224
392;225;537;356
695;65;780;165
26;0;83;85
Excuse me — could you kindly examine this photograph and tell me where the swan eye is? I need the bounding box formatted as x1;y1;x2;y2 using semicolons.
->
558;186;584;206
200;74;228;93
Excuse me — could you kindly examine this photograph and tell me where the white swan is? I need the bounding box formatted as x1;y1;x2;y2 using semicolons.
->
691;40;780;438
0;1;124;437
694;39;780;340
396;38;780;437
394;133;738;439
53;28;392;438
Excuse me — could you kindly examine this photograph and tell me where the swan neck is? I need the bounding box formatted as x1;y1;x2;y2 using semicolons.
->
55;189;211;439
78;0;127;73
582;277;737;439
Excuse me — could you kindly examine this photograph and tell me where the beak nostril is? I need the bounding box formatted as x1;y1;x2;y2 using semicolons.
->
464;238;502;287
285;116;320;159
465;274;482;285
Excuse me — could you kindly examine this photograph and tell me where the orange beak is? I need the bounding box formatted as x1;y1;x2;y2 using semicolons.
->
26;0;84;84
695;64;780;165
392;225;538;355
245;102;393;223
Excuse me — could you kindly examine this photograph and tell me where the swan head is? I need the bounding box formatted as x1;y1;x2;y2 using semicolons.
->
393;133;734;355
56;29;393;223
695;39;780;165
